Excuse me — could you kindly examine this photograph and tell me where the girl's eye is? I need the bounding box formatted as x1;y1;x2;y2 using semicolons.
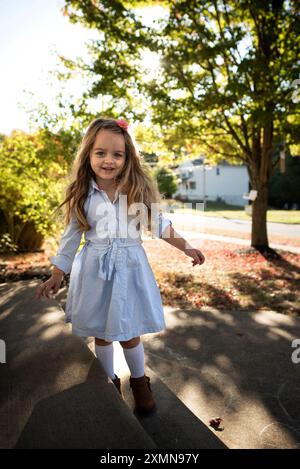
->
96;152;123;157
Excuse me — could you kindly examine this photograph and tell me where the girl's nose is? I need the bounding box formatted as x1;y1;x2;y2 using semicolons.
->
104;154;114;162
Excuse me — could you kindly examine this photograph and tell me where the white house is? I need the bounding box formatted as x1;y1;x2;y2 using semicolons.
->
173;158;250;207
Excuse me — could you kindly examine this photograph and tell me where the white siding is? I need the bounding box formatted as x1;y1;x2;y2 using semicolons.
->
174;162;249;207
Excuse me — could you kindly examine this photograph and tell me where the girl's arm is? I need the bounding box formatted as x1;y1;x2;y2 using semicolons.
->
161;223;205;266
52;265;65;276
36;214;83;300
49;214;83;274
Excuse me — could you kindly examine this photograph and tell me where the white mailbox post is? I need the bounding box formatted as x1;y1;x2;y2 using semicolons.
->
243;190;258;215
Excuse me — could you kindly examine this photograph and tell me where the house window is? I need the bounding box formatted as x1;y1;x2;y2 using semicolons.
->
216;167;220;175
189;181;196;190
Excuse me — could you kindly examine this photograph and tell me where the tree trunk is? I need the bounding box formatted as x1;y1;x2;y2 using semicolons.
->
250;118;273;250
17;222;44;252
251;184;269;248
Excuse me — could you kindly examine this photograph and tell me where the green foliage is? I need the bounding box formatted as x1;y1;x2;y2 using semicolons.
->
0;129;69;251
18;0;300;248
269;154;300;208
153;165;178;198
57;1;299;171
0;233;18;254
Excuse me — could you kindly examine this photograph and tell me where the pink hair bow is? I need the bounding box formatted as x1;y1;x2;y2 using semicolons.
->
116;118;129;130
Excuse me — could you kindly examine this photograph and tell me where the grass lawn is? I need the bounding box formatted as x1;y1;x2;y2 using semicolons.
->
163;199;300;224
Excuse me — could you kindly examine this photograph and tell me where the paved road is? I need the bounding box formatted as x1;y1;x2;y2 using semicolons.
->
165;213;300;239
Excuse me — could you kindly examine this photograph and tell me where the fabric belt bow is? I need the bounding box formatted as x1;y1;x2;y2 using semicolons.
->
86;239;142;281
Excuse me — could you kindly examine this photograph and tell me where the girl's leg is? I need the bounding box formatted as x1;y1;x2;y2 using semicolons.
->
120;337;156;414
119;337;145;378
94;337;116;380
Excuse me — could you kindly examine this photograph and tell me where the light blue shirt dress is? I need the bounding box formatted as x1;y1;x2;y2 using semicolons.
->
50;177;172;341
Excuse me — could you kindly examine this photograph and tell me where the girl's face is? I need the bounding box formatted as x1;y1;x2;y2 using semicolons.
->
90;129;126;183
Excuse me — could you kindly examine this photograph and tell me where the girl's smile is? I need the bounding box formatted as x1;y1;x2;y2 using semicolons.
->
100;167;116;174
90;129;126;187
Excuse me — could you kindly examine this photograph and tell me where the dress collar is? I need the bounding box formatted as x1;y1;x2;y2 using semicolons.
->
88;177;120;203
88;177;100;196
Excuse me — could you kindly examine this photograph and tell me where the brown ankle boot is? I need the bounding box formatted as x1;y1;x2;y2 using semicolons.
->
129;375;156;415
112;375;123;398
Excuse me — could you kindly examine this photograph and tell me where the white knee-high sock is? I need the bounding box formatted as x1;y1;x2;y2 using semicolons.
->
95;343;116;380
123;342;145;378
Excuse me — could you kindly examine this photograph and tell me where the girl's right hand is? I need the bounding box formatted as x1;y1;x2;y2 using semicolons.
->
35;273;64;300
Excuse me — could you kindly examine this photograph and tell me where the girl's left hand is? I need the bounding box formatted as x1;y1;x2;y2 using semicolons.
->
184;248;205;266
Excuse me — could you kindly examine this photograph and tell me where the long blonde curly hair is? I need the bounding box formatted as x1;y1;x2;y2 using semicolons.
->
55;117;163;233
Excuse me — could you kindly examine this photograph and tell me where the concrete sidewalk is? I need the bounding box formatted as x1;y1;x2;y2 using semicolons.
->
81;304;300;448
139;306;300;449
0;280;156;449
1;280;300;448
171;230;300;254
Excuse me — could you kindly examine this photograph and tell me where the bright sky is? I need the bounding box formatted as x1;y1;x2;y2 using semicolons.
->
0;0;166;136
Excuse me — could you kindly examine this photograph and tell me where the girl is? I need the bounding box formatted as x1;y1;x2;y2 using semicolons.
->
36;117;205;416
